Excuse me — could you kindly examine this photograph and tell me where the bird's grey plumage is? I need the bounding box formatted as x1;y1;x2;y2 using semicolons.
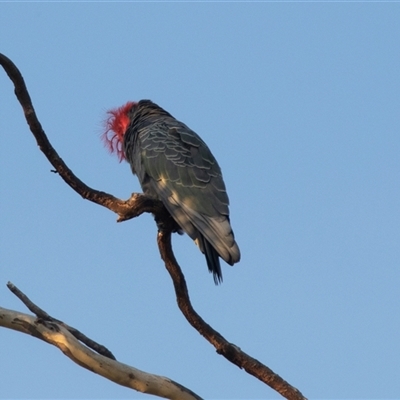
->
123;100;240;283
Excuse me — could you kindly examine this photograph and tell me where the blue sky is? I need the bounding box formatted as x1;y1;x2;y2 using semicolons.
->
1;3;399;399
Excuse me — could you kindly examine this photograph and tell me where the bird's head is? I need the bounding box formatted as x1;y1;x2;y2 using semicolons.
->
102;101;136;162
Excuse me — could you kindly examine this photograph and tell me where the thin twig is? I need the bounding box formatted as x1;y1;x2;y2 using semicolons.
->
7;282;116;360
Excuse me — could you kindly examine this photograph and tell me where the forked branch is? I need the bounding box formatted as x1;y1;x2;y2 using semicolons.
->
0;52;307;400
1;283;202;400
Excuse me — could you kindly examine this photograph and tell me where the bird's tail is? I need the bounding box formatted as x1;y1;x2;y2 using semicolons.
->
199;235;223;284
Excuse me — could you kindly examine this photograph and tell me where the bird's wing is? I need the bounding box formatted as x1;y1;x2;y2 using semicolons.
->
138;119;239;265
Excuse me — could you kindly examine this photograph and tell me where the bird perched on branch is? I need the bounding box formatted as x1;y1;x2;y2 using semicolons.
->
102;100;240;284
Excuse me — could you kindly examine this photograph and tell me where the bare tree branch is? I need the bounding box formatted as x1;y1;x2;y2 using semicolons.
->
157;231;306;400
0;52;307;400
0;284;202;400
0;52;168;224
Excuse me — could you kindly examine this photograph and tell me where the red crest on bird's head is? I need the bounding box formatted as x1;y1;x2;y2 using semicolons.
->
102;101;136;162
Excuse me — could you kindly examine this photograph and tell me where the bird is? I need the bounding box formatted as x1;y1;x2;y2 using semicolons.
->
102;100;240;284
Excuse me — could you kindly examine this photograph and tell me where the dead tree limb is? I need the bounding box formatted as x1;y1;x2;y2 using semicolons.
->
0;283;202;400
0;52;307;400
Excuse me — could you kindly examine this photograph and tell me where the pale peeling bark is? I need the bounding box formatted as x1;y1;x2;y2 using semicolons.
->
0;307;201;400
